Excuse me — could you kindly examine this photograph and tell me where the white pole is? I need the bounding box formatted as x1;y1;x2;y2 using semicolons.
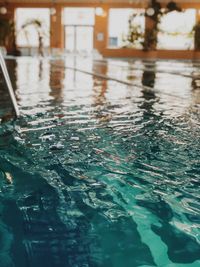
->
0;52;20;117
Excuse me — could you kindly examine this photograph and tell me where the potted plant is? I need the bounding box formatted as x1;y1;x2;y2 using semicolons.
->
0;18;13;48
193;21;200;51
21;19;48;56
125;0;182;51
0;17;21;56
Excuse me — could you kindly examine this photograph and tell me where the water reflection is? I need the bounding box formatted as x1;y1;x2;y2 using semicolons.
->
0;57;200;266
142;69;156;88
191;73;200;105
92;62;108;106
140;63;157;116
49;59;65;103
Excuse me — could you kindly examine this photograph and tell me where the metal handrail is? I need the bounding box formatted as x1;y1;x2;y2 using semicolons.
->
0;51;20;117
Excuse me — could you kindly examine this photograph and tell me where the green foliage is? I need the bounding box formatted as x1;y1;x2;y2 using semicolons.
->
125;0;182;51
22;19;43;30
142;28;158;51
193;22;200;51
21;19;47;40
123;13;144;48
20;18;48;56
0;18;14;46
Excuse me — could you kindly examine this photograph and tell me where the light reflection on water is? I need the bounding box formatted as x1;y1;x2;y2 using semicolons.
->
0;56;200;267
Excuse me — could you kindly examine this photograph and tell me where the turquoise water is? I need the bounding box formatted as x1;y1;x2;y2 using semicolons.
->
0;57;200;267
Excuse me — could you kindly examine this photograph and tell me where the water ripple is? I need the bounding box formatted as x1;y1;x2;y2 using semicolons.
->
0;57;200;267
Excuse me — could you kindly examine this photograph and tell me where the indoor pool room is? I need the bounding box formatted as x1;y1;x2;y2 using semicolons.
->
0;1;200;267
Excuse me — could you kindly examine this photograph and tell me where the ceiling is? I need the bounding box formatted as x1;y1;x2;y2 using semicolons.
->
3;0;200;3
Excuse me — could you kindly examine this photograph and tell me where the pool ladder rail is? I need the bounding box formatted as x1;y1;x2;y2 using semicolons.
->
0;51;20;118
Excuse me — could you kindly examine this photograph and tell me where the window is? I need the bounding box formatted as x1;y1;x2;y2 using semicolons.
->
157;9;196;50
108;9;145;49
16;8;50;47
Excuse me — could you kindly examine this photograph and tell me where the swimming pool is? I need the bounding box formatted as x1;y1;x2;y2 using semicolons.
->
0;56;200;267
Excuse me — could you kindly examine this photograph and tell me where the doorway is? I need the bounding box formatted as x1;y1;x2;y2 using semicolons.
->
65;25;94;52
63;8;95;53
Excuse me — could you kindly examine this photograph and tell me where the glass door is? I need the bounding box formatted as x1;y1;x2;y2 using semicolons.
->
65;25;94;52
76;26;94;52
65;26;75;52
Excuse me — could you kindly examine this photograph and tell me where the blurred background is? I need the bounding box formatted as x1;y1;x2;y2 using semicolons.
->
0;0;200;59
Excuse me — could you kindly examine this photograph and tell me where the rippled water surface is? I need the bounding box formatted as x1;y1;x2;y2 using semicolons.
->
0;57;200;267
